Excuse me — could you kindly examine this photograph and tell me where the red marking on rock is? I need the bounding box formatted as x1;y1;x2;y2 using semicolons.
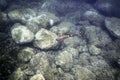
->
56;35;70;41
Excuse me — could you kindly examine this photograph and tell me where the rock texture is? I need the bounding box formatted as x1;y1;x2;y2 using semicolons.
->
34;28;58;49
11;24;34;44
8;8;36;23
105;17;120;38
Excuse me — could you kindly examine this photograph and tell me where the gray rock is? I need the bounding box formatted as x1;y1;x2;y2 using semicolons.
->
11;23;34;44
105;17;120;38
30;52;49;75
72;65;96;80
78;52;91;66
55;47;79;68
27;12;59;30
63;36;80;47
30;73;45;80
18;47;35;62
50;22;72;36
34;28;58;49
83;25;111;46
8;8;36;23
83;10;104;26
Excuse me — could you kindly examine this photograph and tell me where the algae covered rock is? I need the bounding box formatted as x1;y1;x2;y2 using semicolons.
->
105;17;120;38
50;22;72;36
55;47;79;68
8;8;36;23
17;47;35;62
63;36;81;47
34;28;58;49
30;73;45;80
87;59;116;80
30;52;49;75
83;25;111;46
11;23;34;44
72;65;96;80
9;68;26;80
27;12;59;29
88;45;101;55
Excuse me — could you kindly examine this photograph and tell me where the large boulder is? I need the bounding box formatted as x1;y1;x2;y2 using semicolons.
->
11;23;34;44
34;28;58;49
105;17;120;38
8;8;36;23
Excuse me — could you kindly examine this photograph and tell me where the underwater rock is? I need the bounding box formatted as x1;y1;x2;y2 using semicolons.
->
72;65;96;80
9;68;26;80
78;52;91;66
50;22;72;36
83;10;105;26
27;12;59;30
88;44;101;55
30;52;49;75
11;23;34;44
63;36;80;48
34;28;58;49
8;8;36;23
55;47;79;69
17;47;35;62
105;17;120;38
30;73;45;80
83;25;111;46
87;59;116;80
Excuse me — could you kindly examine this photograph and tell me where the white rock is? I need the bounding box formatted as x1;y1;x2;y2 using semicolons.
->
11;24;34;44
34;28;58;49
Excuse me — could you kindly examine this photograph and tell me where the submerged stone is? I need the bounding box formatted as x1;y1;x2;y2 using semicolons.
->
34;28;58;49
50;22;72;36
105;17;120;38
72;65;96;80
18;47;35;62
11;23;34;44
8;8;36;23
